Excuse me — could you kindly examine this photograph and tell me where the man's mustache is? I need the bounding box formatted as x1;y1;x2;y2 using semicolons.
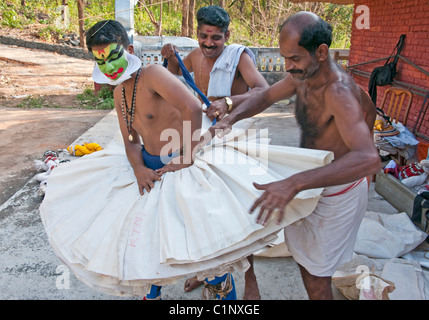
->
202;45;217;50
287;69;304;74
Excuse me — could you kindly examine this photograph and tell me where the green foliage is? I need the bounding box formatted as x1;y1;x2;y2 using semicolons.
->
1;0;353;48
14;88;114;110
16;95;45;108
76;86;115;110
16;95;61;109
321;4;353;49
1;6;22;28
134;3;182;36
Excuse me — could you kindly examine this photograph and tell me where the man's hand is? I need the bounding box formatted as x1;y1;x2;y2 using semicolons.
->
134;166;162;195
200;115;234;146
161;44;178;60
249;179;298;225
204;99;228;121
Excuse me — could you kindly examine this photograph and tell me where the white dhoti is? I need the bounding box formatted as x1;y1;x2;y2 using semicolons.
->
284;178;368;277
39;115;334;296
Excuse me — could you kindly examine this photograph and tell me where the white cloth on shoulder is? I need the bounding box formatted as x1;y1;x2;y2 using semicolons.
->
39;114;334;296
207;44;256;98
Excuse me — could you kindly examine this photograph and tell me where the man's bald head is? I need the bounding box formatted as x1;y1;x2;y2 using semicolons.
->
280;11;332;55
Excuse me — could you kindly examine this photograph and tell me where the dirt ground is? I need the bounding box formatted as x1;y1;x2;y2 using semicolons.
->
0;43;111;204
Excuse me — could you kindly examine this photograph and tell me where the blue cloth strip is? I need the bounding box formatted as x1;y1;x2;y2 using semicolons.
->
142;145;179;171
163;52;216;125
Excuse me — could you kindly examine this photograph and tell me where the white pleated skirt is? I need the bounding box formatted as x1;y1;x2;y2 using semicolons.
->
39;116;333;296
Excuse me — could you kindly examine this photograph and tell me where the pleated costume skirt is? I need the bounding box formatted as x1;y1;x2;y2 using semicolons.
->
39;116;334;296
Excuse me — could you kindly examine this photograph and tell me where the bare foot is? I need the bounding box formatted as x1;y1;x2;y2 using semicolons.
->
184;276;203;292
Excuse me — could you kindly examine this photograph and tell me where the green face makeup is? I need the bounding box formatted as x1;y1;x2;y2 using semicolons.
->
92;43;128;80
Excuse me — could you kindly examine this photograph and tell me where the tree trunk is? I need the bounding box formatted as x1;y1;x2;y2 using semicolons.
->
181;0;189;36
77;0;85;48
141;0;162;36
156;0;163;36
188;0;195;37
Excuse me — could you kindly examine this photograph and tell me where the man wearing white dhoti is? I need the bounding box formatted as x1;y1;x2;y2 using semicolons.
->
206;12;382;299
161;5;269;299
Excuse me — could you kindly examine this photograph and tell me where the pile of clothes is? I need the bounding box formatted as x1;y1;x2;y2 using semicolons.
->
374;116;419;161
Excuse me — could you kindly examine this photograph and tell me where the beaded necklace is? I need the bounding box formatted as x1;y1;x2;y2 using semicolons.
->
121;68;141;142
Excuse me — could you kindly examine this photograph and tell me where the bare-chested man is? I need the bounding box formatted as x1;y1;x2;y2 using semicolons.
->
161;5;268;123
87;19;206;300
87;20;201;192
205;12;382;300
161;5;268;300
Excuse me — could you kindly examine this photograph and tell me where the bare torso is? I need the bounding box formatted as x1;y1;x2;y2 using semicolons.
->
294;64;375;159
187;48;250;102
117;66;184;156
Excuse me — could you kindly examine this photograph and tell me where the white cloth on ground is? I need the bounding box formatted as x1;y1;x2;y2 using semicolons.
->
354;211;427;259
284;178;368;277
207;44;256;98
39;114;334;296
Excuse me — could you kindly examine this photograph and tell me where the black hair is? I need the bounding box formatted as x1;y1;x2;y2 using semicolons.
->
280;14;332;55
298;19;332;54
85;20;130;51
196;5;230;33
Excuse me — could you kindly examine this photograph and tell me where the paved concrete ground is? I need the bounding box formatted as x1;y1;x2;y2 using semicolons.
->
0;103;404;300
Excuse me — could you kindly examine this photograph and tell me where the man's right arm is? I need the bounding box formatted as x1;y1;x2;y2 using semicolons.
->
203;74;297;141
228;74;297;125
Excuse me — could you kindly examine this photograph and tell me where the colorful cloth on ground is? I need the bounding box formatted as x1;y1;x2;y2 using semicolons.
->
399;162;425;181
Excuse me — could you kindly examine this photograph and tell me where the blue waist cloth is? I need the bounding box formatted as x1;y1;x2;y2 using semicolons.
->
142;145;179;171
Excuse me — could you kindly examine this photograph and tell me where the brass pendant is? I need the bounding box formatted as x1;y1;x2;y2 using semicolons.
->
128;134;133;142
